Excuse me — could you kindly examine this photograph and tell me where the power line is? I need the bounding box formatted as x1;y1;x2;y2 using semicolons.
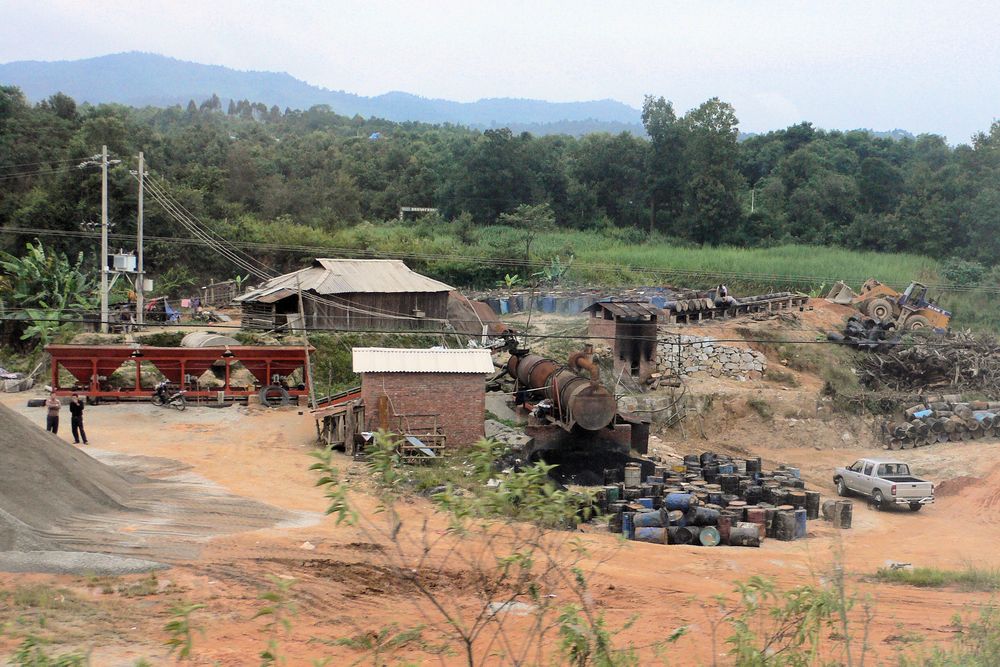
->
0;312;981;349
0;165;81;181
0;157;83;170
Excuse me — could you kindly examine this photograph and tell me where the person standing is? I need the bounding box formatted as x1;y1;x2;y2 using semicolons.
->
69;393;88;445
45;391;61;434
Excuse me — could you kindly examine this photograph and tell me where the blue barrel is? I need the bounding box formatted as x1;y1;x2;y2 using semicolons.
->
637;497;654;510
634;527;668;544
651;296;667;308
541;296;556;313
645;475;664;485
665;493;693;511
499;298;509;314
707;492;723;506
717;463;735;475
633;509;665;527
622;512;635;540
667;509;686;526
698;526;721;547
794;509;808;539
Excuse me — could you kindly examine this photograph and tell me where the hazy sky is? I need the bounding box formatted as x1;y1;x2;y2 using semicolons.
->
2;0;998;142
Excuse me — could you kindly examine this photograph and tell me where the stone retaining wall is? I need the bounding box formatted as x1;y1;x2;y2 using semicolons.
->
656;333;767;381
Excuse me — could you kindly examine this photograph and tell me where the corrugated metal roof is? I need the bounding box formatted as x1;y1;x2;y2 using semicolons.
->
583;300;661;319
236;259;454;303
353;347;495;374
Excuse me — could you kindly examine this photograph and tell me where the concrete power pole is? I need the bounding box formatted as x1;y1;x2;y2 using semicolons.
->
136;152;145;325
100;145;109;334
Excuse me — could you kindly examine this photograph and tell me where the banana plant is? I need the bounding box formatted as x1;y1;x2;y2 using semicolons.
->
0;240;98;344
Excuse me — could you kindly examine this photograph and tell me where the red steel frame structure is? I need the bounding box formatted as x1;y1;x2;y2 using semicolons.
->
46;345;310;401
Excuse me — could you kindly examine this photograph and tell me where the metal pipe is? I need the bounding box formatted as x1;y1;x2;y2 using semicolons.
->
507;352;617;431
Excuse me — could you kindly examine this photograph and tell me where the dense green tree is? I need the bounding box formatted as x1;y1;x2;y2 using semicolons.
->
3;86;1000;277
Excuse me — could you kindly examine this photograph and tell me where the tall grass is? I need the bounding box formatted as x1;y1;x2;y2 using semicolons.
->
233;216;1000;330
873;565;1000;592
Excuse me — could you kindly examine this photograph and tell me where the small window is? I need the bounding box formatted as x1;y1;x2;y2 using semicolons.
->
877;465;887;476
849;460;864;472
863;463;874;476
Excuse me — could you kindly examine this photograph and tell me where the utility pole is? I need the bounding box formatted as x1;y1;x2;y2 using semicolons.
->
100;145;109;333
296;277;316;409
136;152;145;325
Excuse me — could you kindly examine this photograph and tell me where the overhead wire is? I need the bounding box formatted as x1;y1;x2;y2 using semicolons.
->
0;157;84;170
137;173;444;321
0;311;985;349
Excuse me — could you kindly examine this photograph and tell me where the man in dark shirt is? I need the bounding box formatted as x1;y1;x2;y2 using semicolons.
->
69;393;88;445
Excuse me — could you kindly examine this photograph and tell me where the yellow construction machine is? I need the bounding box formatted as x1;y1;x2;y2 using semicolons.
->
826;279;951;331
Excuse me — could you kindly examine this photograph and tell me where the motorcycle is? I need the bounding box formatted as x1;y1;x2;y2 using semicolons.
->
151;380;187;411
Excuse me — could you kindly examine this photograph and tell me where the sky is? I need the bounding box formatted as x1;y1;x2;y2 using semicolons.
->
1;0;998;142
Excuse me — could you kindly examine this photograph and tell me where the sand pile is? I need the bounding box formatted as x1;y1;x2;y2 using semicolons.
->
0;402;136;551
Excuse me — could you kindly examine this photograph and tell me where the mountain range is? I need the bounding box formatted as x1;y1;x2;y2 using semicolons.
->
0;52;644;135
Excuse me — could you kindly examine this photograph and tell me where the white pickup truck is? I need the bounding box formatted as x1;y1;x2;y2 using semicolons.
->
833;458;934;511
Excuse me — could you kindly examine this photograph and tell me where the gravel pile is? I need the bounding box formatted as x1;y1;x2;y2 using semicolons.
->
0;402;159;573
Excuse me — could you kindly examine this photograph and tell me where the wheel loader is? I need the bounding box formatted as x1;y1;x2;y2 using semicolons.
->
826;279;951;331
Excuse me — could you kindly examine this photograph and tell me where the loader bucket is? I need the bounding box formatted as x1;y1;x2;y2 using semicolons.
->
826;281;857;304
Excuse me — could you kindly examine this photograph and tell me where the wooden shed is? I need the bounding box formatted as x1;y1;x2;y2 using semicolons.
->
235;259;453;332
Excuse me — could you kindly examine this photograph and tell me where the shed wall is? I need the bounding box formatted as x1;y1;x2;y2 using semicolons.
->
360;372;486;447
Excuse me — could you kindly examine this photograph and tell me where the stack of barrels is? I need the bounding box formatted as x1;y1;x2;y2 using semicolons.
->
601;452;822;548
884;396;1000;449
661;291;798;317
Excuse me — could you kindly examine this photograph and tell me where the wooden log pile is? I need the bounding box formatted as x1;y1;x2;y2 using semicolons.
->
857;332;1000;393
881;395;1000;449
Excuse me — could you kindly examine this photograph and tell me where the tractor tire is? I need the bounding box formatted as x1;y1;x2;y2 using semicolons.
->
260;384;291;407
906;315;931;330
868;298;894;321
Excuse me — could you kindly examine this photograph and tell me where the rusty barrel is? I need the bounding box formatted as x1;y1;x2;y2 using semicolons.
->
805;491;821;519
685;506;720;526
667;526;694;545
787;490;807;509
729;522;762;547
835;500;853;529
745;506;766;536
717;511;736;544
774;511;796;541
634;526;668;544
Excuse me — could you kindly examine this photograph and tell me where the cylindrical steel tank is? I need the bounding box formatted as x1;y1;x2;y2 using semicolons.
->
507;353;617;431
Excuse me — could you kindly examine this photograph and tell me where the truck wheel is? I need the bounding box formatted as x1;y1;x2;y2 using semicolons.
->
868;298;894;321
836;478;848;497
909;503;923;512
873;490;886;510
906;315;930;330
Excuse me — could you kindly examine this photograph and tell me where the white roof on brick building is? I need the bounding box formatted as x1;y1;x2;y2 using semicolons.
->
353;348;495;374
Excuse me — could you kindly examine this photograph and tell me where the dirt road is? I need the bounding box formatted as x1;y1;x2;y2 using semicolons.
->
2;391;999;665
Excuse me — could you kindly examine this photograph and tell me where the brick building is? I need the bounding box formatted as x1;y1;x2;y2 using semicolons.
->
353;348;494;448
583;300;661;383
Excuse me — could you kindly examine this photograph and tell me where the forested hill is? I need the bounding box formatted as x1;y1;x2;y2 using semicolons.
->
0;52;643;136
1;84;999;290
